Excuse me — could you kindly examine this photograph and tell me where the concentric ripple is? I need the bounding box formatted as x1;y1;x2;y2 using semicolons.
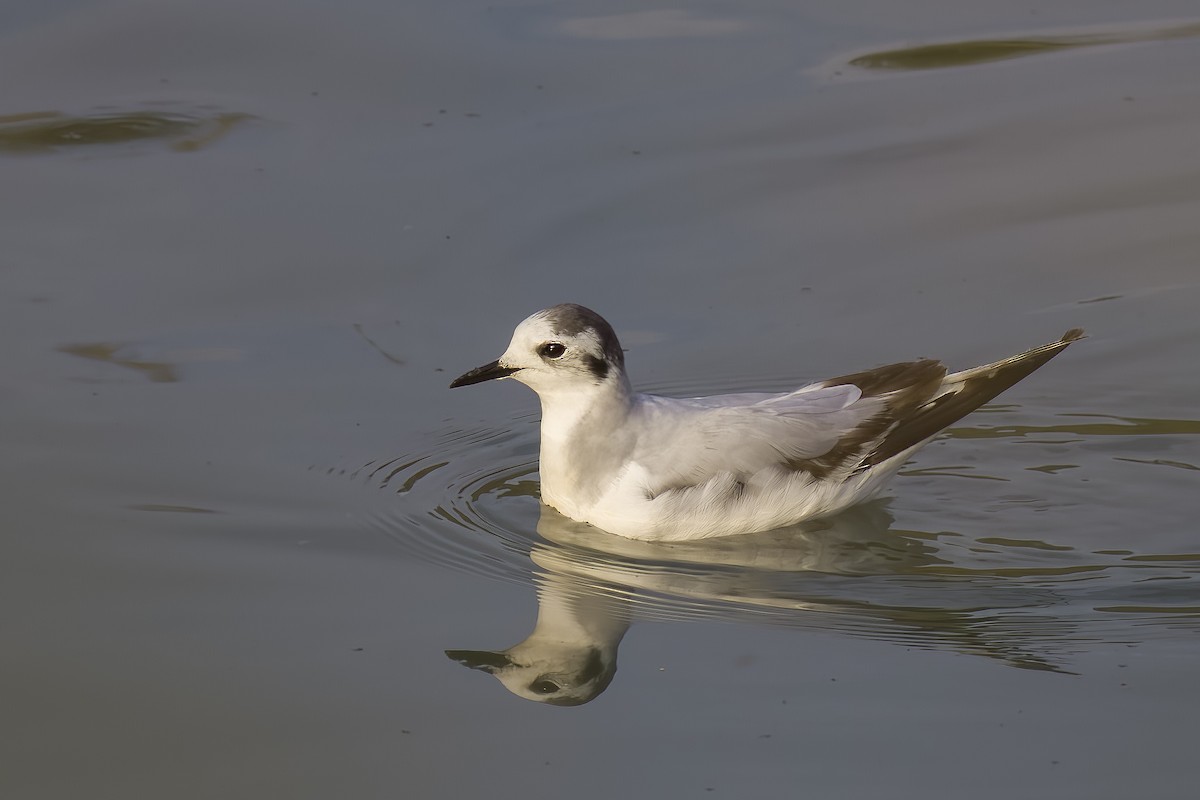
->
342;395;1200;672
352;413;544;583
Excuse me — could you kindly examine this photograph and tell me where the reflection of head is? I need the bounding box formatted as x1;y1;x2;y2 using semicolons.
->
445;540;631;706
446;644;617;706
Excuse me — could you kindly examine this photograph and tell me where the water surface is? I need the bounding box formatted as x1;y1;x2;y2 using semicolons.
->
3;1;1198;798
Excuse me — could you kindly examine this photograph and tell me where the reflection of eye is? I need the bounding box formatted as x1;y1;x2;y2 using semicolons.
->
539;342;566;359
531;679;561;694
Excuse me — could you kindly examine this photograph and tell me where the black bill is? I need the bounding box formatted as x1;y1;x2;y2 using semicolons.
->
445;649;514;673
449;359;519;388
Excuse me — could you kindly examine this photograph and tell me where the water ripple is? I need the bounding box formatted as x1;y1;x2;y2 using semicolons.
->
332;402;1200;690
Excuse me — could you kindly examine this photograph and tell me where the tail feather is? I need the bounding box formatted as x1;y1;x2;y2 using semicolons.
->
859;329;1085;470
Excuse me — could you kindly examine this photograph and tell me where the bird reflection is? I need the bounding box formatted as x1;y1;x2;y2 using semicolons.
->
445;568;629;706
447;502;1078;705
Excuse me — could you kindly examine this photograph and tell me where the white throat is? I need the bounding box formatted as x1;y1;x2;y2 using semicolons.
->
532;376;634;514
538;386;617;441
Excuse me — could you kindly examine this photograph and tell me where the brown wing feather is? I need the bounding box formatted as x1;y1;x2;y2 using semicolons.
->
821;358;946;398
789;359;946;478
858;328;1085;471
795;329;1084;479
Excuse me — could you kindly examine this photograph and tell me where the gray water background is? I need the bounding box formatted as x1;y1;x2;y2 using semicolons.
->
4;1;1199;798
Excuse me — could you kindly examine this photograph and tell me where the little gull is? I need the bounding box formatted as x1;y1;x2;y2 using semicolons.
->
451;304;1083;541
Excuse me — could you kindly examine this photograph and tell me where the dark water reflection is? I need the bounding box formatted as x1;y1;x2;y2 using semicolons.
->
0;108;250;154
843;19;1200;72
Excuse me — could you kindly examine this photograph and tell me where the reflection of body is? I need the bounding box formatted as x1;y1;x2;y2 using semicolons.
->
448;504;1073;705
450;304;1082;540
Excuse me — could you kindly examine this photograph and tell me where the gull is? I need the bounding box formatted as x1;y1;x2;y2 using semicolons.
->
450;304;1083;541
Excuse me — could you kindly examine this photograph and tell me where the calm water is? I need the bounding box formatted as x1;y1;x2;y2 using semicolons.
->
4;1;1199;798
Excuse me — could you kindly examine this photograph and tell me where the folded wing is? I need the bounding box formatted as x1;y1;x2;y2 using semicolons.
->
630;328;1083;498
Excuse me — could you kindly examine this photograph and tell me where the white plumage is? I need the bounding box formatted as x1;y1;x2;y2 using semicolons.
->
451;304;1083;541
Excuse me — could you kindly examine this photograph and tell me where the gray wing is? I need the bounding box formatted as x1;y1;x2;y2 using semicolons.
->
629;359;955;496
629;329;1084;497
630;383;889;495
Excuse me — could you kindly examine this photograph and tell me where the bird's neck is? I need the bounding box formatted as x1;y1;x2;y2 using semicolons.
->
537;377;634;512
525;570;631;646
537;377;633;445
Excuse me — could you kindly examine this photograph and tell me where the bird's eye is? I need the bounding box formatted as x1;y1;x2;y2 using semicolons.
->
531;679;561;694
539;342;566;359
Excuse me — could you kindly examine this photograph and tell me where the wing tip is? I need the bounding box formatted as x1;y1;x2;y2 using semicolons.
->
1060;327;1086;343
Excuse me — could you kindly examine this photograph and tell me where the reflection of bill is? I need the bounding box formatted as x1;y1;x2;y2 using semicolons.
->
447;503;1077;705
446;507;639;706
445;576;628;707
